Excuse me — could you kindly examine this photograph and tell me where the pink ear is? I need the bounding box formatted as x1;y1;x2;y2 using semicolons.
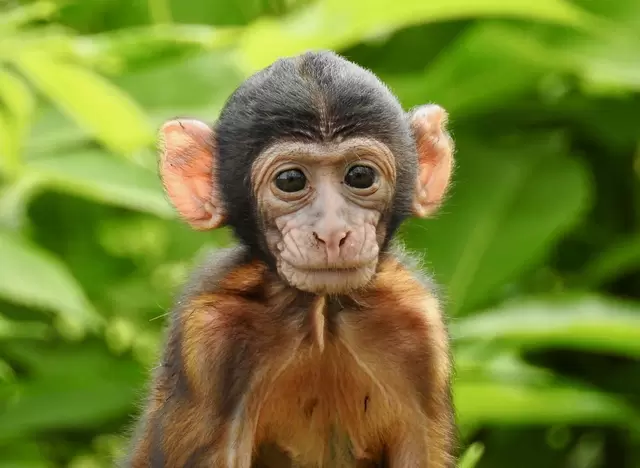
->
159;119;225;230
408;105;455;217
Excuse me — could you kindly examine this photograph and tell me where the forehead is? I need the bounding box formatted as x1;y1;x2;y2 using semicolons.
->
255;137;394;166
215;54;411;164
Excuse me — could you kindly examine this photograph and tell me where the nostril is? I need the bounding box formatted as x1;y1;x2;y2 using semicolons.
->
313;232;325;244
339;231;351;247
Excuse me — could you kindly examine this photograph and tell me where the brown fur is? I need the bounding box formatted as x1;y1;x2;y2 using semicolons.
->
124;247;455;467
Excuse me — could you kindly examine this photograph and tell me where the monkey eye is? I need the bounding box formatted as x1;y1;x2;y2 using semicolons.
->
344;165;377;190
275;169;307;193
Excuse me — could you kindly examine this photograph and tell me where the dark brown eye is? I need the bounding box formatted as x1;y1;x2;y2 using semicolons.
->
275;169;307;193
344;165;376;189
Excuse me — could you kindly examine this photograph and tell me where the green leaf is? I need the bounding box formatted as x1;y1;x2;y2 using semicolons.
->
454;345;637;429
400;136;591;314
0;343;144;441
458;442;485;468
566;31;640;95
0;442;51;468
0;68;36;133
112;51;243;113
12;51;153;155
24;53;243;157
455;379;636;427
0;67;36;175
578;234;640;287
238;0;593;71
0;173;44;230
386;23;565;113
0;111;17;175
0;314;49;340
452;295;640;358
0;1;58;32
0;230;101;332
27;150;174;218
72;24;240;73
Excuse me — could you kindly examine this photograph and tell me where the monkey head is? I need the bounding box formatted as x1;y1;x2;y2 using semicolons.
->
159;51;453;295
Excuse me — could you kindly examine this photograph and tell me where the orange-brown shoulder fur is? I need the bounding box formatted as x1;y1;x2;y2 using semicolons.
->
123;247;455;468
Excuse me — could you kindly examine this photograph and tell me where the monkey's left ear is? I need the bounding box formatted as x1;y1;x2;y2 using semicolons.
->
158;119;226;230
408;104;455;218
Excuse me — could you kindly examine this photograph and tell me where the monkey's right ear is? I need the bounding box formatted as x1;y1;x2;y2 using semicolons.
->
158;119;226;230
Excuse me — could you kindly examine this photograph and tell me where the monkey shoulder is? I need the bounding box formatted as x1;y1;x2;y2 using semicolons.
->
367;245;446;322
152;247;270;393
341;247;452;408
177;245;255;302
345;245;451;370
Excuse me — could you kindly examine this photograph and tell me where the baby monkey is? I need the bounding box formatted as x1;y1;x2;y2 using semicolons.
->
124;50;456;467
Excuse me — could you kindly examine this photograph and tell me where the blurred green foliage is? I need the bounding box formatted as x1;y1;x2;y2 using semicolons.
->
0;0;639;466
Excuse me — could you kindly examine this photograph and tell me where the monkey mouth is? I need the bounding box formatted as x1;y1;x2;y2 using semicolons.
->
278;260;378;294
282;255;379;273
300;266;361;273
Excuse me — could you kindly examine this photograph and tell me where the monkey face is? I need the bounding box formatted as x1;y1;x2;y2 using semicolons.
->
157;52;453;298
252;138;397;294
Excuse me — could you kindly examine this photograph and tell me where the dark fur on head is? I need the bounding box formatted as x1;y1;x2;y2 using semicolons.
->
213;50;418;266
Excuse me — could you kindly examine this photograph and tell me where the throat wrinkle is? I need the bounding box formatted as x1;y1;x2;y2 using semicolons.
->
311;295;327;352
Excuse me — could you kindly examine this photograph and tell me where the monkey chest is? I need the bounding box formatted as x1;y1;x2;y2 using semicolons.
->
252;338;418;466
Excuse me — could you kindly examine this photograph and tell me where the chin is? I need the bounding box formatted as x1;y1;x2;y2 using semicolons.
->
279;261;378;295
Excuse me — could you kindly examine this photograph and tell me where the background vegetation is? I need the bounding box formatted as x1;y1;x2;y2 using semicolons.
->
0;0;639;466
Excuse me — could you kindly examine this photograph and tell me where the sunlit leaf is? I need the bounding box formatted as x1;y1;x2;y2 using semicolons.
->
0;172;44;230
72;24;240;73
0;68;36;132
458;442;485;468
0;1;58;32
13;51;153;155
0;111;17;175
568;0;640;93
27;150;174;218
0;67;36;175
239;0;593;71
112;51;243;113
0;230;101;332
455;348;558;384
25;53;243;156
401;136;592;314
567;32;640;94
452;295;640;358
455;379;636;427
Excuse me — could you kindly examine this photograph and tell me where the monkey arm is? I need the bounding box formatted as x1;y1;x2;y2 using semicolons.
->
122;314;220;467
123;249;265;467
124;299;263;467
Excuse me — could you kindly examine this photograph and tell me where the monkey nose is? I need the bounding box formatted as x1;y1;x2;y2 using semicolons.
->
313;230;351;263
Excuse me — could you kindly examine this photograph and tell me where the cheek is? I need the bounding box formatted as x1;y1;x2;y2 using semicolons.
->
278;208;382;266
258;191;309;250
